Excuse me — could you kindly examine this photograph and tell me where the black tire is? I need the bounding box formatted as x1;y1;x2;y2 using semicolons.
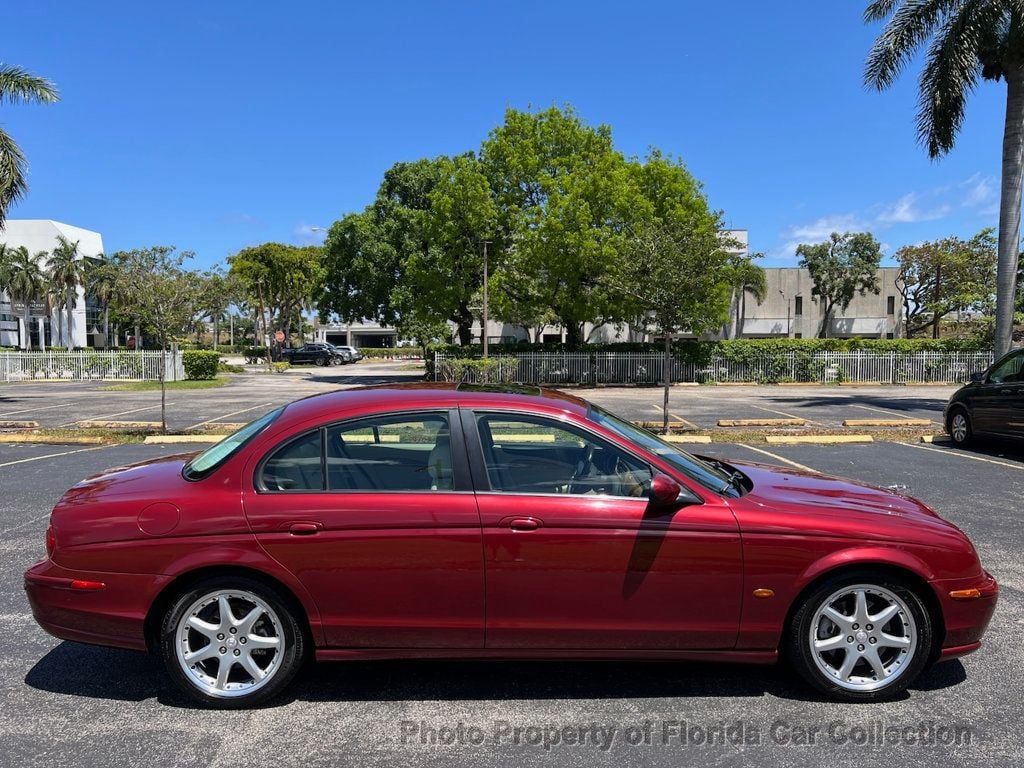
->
314;356;328;367
159;576;306;709
946;406;973;446
786;571;934;702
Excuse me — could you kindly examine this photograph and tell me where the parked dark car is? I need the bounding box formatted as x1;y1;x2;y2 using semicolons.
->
945;347;1024;446
280;343;347;367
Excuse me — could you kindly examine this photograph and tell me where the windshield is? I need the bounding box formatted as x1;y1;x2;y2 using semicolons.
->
182;407;284;481
589;405;741;496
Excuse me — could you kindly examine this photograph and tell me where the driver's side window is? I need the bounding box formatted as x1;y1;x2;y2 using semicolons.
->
989;351;1024;384
475;413;652;498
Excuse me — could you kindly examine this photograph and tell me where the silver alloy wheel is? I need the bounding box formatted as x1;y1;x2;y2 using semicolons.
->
951;412;969;443
808;584;917;692
175;589;284;698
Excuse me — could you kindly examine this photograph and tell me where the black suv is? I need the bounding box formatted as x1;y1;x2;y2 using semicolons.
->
945;348;1024;445
281;343;348;366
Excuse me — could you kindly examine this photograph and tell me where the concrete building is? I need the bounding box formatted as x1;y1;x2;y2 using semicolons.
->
735;266;902;339
314;320;397;348
0;220;102;349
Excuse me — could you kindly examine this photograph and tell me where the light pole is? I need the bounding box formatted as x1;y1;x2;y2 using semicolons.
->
779;289;791;338
482;240;491;358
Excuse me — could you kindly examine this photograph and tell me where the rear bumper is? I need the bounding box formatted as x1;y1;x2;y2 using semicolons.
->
24;558;169;651
932;570;998;659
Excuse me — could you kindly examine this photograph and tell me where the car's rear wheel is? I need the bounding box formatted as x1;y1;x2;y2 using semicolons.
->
787;574;933;702
159;577;305;708
947;408;973;446
315;356;328;367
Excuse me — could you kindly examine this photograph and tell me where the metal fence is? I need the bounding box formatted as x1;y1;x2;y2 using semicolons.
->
0;351;184;382
434;351;995;386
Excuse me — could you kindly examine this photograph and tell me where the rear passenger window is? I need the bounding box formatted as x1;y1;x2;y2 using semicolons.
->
326;413;453;491
261;430;324;491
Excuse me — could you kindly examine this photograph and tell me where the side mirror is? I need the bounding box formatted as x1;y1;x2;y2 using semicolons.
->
970;371;985;383
648;473;702;511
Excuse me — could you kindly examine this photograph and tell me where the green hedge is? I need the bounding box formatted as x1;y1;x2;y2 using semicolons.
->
182;350;221;380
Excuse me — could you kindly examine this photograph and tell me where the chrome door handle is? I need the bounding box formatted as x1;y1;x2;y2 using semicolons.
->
508;517;540;531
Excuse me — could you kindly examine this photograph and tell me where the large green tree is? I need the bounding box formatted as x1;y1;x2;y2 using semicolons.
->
228;243;323;347
895;230;997;337
864;1;1024;355
797;232;882;338
619;216;736;431
481;106;636;348
111;247;202;431
0;64;59;224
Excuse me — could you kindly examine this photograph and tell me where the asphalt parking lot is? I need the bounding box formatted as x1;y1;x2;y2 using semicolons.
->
1;436;1021;767
0;361;956;433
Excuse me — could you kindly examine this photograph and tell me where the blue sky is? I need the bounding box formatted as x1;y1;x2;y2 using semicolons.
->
2;0;1007;268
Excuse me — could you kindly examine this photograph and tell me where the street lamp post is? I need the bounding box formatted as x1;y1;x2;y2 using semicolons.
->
482;240;491;358
780;289;792;338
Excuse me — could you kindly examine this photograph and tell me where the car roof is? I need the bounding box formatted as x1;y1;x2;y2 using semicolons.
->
278;382;591;427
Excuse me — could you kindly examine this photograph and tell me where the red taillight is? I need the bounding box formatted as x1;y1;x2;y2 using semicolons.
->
69;579;105;591
45;525;55;557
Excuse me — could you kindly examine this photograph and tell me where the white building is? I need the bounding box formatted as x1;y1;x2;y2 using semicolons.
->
0;220;103;349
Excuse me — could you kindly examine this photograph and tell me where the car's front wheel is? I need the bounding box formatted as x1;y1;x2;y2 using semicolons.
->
159;577;306;708
947;407;973;446
787;574;933;702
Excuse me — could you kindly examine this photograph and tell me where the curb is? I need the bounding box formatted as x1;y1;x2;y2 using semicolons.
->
661;435;712;444
842;418;933;427
0;434;111;445
0;420;39;429
718;418;806;427
144;435;229;444
766;434;874;445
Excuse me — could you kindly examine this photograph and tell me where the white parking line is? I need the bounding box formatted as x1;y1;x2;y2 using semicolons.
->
744;402;814;423
848;403;935;421
736;444;817;473
0;445;110;469
185;402;274;431
897;442;1024;470
61;403;174;427
0;403;70;417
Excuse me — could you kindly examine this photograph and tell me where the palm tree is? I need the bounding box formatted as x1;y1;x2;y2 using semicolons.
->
726;254;767;339
5;246;46;350
83;254;115;347
0;64;59;225
47;234;84;348
864;1;1024;356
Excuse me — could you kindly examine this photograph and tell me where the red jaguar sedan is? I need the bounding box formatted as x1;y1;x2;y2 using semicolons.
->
25;384;997;707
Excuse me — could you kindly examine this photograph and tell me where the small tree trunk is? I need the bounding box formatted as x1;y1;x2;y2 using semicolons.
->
662;333;671;434
818;303;831;339
160;341;167;434
22;308;31;351
66;303;74;349
565;322;583;350
995;67;1024;357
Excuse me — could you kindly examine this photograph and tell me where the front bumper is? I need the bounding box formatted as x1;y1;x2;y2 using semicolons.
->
24;558;170;651
932;570;998;660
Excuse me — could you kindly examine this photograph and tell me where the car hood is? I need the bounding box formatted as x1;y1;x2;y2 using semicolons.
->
730;459;939;520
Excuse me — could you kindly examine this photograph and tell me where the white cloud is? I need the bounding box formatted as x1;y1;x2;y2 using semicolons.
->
960;173;995;208
293;222;328;244
875;193;949;224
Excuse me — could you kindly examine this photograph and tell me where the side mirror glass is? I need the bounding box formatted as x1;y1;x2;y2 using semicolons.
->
970;371;985;383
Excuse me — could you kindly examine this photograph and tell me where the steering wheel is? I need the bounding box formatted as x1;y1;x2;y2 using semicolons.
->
568;443;595;494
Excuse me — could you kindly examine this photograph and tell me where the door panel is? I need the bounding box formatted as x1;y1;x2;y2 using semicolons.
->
242;409;484;649
477;494;743;649
243;492;484;648
468;410;743;650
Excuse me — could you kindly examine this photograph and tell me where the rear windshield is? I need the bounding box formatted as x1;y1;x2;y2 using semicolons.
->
182;407;284;481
